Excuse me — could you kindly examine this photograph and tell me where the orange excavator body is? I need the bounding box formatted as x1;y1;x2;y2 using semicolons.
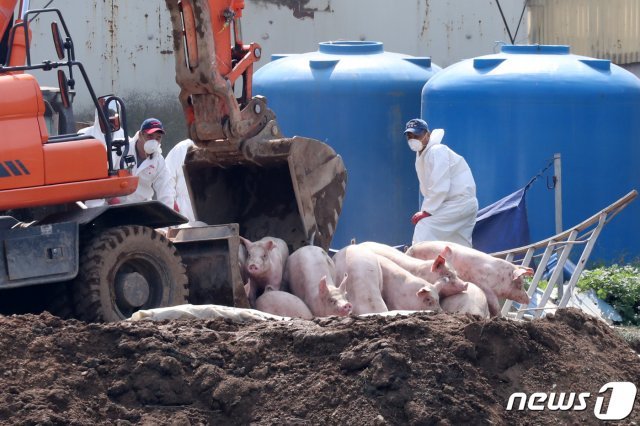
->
0;2;138;211
0;73;137;210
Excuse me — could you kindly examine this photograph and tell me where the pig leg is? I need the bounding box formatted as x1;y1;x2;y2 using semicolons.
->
247;279;260;309
478;285;501;317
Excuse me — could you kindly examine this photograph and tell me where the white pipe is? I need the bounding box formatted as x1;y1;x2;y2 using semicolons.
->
20;0;30;20
554;153;563;234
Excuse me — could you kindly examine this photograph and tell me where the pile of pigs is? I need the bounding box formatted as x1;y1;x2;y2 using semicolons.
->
239;238;534;320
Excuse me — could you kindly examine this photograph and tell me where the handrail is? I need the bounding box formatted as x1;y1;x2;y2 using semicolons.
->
495;189;637;320
491;190;637;258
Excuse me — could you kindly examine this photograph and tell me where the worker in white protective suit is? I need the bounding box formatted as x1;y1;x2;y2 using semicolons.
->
404;118;478;247
78;105;125;208
165;138;196;222
109;118;176;208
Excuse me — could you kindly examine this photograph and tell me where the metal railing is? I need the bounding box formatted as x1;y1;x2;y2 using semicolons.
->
491;190;638;320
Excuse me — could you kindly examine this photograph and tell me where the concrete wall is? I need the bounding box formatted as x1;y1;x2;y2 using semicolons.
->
24;0;527;148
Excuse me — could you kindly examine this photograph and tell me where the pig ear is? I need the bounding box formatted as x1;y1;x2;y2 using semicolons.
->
319;276;329;295
266;240;275;251
513;267;534;280
338;273;349;292
239;236;252;248
431;255;446;272
440;246;453;259
416;288;433;302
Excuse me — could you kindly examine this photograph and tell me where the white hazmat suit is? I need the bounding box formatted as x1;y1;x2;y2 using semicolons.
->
165;139;196;222
112;131;176;208
413;129;478;246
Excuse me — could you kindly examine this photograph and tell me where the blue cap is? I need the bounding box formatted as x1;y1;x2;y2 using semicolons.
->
404;118;429;135
140;118;165;135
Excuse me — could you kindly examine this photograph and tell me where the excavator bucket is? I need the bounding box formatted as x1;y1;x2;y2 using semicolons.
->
185;121;347;251
165;0;347;251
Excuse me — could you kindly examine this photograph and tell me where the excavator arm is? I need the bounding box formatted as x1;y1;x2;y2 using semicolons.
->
165;0;347;251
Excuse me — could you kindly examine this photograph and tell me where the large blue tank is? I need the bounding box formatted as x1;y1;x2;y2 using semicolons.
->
422;45;640;262
254;41;441;248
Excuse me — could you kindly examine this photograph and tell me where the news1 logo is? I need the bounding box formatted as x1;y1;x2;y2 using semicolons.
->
506;382;637;420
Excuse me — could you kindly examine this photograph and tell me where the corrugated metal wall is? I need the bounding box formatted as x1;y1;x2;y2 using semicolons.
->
23;0;526;146
528;0;640;64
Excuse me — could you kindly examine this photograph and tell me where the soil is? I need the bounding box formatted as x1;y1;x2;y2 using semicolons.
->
0;308;638;425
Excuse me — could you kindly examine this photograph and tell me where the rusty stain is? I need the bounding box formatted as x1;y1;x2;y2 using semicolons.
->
249;0;331;19
420;0;429;37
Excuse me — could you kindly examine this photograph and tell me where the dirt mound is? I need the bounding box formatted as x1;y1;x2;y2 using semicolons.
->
0;308;637;425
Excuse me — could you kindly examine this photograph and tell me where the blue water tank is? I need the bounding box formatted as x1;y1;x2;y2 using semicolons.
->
254;41;441;248
422;45;640;262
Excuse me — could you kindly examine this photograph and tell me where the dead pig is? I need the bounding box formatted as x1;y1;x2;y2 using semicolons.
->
284;246;352;317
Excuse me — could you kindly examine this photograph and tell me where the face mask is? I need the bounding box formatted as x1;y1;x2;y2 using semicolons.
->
407;138;423;152
144;139;159;155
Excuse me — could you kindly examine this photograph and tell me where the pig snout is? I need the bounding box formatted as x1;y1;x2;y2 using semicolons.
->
514;291;530;305
338;302;353;316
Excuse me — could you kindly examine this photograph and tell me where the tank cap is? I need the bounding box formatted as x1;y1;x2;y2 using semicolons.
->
501;44;570;55
579;58;611;71
403;57;432;68
309;59;340;69
319;41;384;55
473;58;506;70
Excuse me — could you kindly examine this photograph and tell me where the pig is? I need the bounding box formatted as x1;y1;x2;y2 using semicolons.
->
358;241;467;297
406;240;533;304
440;282;490;318
284;245;353;317
333;245;389;315
376;256;441;312
255;289;314;320
240;236;290;307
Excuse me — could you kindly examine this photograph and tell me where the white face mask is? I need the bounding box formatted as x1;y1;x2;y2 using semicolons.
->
144;139;159;155
407;138;423;152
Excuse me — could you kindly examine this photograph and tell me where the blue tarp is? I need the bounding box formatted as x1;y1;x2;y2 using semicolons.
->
472;187;531;253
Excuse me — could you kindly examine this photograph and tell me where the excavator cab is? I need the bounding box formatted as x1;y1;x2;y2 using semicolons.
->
0;6;138;212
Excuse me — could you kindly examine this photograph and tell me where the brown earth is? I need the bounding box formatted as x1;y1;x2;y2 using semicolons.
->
0;308;638;425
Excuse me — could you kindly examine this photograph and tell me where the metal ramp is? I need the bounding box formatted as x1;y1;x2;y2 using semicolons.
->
490;190;638;320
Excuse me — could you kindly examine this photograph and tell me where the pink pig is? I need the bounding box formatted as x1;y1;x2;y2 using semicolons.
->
376;256;441;312
333;245;389;315
284;246;352;317
440;282;490;318
240;236;289;307
406;241;533;305
358;242;467;297
255;289;313;320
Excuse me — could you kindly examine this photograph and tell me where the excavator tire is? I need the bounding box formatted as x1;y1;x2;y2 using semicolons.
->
72;225;188;322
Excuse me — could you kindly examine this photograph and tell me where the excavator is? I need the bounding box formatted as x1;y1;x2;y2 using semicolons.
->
0;0;346;321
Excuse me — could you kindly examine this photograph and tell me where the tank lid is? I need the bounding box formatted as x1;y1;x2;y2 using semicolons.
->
319;41;384;55
501;44;570;55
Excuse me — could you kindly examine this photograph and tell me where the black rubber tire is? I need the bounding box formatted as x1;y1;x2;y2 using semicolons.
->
72;225;188;322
